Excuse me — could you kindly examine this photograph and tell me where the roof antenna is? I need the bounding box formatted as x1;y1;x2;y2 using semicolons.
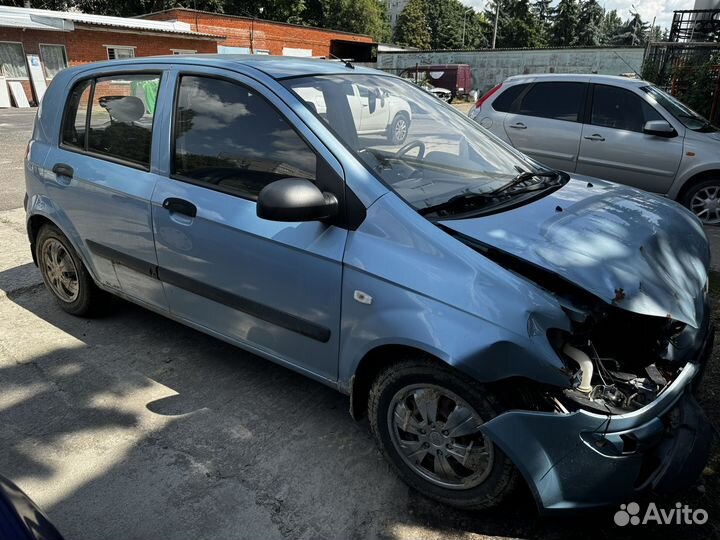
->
328;53;355;70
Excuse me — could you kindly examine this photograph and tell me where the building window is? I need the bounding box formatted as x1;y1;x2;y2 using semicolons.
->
171;49;196;55
105;46;135;60
39;44;68;79
0;41;28;79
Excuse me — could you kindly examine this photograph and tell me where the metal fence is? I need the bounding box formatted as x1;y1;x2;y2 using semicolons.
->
644;42;720;124
669;9;720;43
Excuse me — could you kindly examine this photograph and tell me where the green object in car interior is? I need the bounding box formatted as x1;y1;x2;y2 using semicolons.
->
131;79;159;114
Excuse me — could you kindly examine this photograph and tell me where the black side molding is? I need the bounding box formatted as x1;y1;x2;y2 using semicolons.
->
85;240;330;343
158;267;331;343
86;240;158;278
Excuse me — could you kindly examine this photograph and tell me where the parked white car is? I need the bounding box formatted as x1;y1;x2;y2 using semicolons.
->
295;82;412;144
469;73;720;223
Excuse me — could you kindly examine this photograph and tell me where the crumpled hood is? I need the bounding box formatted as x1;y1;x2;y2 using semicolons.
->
441;179;710;328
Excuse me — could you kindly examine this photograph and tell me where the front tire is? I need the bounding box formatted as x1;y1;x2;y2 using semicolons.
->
682;178;720;225
36;224;107;316
368;359;518;510
388;113;410;145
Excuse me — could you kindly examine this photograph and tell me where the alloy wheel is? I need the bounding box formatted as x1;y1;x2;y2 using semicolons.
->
690;185;720;224
387;384;494;490
42;238;79;303
394;118;408;142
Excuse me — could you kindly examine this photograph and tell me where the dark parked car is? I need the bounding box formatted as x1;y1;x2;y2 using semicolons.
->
0;475;63;540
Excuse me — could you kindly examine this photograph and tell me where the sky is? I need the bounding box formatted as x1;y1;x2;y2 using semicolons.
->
460;0;696;30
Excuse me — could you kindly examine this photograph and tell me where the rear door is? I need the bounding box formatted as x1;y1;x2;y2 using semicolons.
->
46;68;167;310
503;80;587;172
575;84;684;193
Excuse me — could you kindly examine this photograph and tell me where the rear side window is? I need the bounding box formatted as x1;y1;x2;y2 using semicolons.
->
590;84;664;133
518;82;585;122
61;73;160;168
173;75;317;201
61;79;91;149
492;83;527;112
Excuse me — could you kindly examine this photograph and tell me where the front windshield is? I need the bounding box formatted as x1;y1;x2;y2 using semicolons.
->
283;74;550;212
641;85;718;132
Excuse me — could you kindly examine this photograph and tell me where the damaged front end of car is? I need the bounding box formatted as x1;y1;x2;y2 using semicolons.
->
453;231;715;513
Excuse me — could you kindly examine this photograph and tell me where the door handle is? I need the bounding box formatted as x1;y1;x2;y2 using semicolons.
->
509;123;527;129
584;134;605;141
162;197;197;218
52;163;74;179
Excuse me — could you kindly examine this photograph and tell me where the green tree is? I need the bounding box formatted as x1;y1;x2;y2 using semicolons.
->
425;0;488;49
577;0;604;46
600;9;622;44
484;0;545;48
613;10;649;46
550;0;580;46
304;0;390;41
394;0;431;49
532;0;553;39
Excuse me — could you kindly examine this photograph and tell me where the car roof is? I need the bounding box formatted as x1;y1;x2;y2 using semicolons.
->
63;54;381;80
504;73;646;87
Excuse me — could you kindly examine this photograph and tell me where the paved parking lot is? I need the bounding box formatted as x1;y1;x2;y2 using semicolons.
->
1;108;718;540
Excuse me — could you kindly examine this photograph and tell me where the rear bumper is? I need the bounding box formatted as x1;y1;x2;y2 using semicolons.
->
481;324;715;513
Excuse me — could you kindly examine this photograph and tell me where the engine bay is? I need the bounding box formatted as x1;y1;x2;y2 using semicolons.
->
459;232;709;415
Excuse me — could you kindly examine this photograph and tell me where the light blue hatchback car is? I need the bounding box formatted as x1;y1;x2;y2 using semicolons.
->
25;55;714;513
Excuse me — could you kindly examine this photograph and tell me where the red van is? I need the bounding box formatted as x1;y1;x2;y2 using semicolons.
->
400;64;472;100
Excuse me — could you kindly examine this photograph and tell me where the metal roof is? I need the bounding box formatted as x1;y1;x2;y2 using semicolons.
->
0;6;219;38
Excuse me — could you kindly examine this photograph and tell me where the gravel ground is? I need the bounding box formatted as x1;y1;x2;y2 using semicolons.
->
1;107;719;539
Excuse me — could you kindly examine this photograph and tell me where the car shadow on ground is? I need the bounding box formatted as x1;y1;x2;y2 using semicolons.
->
1;270;718;539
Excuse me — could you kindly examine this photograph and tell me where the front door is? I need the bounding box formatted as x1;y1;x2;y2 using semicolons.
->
46;69;167;309
151;70;347;381
575;84;684;193
356;83;390;134
503;81;586;172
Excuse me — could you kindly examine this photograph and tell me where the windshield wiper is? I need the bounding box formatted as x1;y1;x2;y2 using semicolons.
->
419;191;495;216
490;170;561;196
418;169;562;217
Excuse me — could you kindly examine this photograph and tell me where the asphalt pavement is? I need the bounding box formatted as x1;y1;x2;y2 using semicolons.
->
1;107;718;540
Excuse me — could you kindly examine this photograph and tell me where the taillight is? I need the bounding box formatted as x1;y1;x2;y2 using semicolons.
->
475;83;503;109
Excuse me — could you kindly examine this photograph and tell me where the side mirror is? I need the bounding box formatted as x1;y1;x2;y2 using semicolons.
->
368;90;377;114
257;178;339;223
643;120;677;138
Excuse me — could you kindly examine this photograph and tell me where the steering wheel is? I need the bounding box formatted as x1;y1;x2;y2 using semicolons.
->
395;141;425;160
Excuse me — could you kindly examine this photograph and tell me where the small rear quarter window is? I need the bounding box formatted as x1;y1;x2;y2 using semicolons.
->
492;83;527;112
61;79;92;149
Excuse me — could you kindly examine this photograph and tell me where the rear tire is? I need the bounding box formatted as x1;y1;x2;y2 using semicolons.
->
368;358;518;510
36;224;108;316
681;178;720;225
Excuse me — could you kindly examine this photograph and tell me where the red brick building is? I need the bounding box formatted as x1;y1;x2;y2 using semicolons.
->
0;6;374;106
140;8;374;60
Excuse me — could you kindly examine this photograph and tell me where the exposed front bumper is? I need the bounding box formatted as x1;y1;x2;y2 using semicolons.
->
481;324;715;513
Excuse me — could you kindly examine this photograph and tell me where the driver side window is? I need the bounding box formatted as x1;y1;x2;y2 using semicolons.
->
172;75;317;201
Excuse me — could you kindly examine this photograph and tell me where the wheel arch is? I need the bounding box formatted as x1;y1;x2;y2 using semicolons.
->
26;211;91;275
674;168;720;204
27;214;58;265
349;344;444;420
